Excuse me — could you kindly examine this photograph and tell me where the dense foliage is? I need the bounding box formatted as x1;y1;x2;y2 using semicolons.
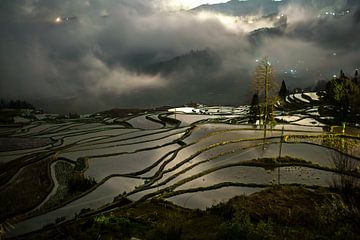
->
322;70;360;123
0;99;34;109
68;174;96;194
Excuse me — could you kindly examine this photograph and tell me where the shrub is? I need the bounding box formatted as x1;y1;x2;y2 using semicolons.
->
93;214;132;238
74;158;86;171
68;174;96;194
148;222;182;240
216;210;273;240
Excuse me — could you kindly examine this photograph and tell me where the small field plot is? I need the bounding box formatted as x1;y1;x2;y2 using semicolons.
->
13;123;61;137
303;92;320;101
0;137;52;152
85;144;180;181
127;115;164;129
9;177;143;238
58;128;138;147
176;166;275;191
274;124;324;132
292;118;325;127
275;166;334;187
293;93;311;103
167;114;231;127
59;133;183;160
0;147;49;163
74;128;187;151
184;124;254;143
167;186;261;209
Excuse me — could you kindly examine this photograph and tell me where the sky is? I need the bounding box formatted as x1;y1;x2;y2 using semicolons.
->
161;0;229;9
0;0;359;113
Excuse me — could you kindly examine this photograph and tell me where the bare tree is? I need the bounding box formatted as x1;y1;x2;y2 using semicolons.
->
252;57;279;149
325;136;359;194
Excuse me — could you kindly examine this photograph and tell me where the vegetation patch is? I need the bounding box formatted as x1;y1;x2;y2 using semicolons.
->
68;174;96;194
253;156;311;165
29;161;74;216
17;186;360;240
74;157;87;172
0;157;52;222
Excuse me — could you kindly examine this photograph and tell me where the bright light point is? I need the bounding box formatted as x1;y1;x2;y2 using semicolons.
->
333;75;337;78
255;59;259;63
248;20;254;24
101;10;109;17
55;17;62;23
332;52;337;56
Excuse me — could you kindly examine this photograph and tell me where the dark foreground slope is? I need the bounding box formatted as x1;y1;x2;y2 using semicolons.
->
12;186;360;240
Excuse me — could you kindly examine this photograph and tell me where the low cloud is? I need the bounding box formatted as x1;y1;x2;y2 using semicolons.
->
0;0;359;113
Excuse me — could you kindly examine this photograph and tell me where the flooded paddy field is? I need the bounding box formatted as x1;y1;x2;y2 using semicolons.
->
1;103;360;238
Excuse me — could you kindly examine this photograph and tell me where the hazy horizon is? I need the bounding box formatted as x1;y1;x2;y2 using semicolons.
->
1;0;359;113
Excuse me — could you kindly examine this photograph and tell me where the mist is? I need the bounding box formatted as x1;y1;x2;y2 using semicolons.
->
0;0;359;113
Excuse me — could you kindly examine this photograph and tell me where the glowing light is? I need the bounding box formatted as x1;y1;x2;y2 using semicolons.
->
55;17;62;23
196;12;241;33
196;12;277;34
101;10;110;17
333;75;337;78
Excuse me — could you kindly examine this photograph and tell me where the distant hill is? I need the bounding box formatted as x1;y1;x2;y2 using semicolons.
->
141;49;221;76
191;0;286;17
0;99;34;110
191;0;351;17
248;27;284;45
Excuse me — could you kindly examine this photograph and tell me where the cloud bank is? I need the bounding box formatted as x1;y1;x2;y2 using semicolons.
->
0;0;359;113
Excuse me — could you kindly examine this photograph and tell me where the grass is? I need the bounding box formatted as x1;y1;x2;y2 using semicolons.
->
254;156;311;165
16;186;360;240
0;158;52;222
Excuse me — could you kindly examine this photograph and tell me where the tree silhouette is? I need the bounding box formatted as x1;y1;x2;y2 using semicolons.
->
251;57;278;150
252;57;278;126
324;70;360;123
353;70;358;84
278;80;288;100
249;93;260;124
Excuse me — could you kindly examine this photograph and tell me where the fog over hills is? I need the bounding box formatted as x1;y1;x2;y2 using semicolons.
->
0;0;359;113
192;0;354;16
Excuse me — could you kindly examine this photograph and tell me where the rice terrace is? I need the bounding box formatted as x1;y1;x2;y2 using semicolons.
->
2;0;360;239
1;88;360;239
